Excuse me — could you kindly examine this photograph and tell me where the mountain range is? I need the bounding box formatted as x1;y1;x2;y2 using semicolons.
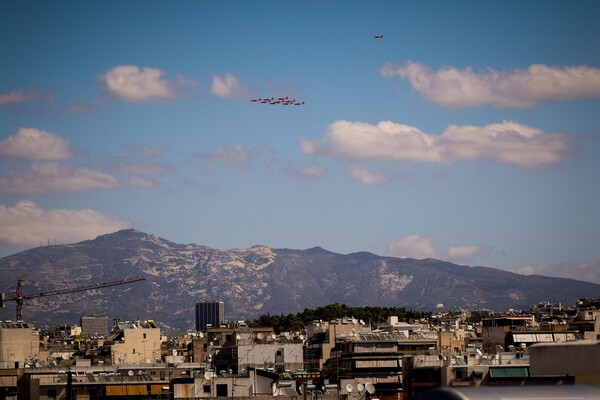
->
1;229;598;334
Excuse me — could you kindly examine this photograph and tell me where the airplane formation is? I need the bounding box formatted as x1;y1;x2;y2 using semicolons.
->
251;96;305;106
251;36;378;107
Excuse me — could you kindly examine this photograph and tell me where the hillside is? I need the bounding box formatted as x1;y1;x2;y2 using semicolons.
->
0;229;598;333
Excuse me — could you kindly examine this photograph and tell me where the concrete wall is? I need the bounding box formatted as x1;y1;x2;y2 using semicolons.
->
529;340;600;385
0;326;39;365
111;327;162;364
237;343;304;372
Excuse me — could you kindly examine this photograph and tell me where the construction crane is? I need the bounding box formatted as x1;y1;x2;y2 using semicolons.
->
0;277;145;321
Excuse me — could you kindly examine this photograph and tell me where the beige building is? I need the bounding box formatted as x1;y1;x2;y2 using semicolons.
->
529;340;600;386
109;320;162;365
0;321;39;367
305;317;369;371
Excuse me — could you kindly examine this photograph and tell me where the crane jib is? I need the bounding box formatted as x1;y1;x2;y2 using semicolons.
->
1;276;146;322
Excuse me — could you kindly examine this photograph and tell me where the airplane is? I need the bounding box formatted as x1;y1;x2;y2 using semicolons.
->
374;35;384;39
252;96;303;106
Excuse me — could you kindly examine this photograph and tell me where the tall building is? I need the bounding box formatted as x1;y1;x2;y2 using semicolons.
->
195;301;224;331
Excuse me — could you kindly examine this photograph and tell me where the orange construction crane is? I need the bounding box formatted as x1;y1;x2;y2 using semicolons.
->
1;277;145;321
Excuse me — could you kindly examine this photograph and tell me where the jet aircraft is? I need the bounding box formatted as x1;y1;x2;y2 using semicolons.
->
251;96;304;106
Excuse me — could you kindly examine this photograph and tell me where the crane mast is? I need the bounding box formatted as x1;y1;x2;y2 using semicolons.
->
5;277;145;321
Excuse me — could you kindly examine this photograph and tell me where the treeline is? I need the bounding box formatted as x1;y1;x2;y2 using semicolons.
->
247;303;429;333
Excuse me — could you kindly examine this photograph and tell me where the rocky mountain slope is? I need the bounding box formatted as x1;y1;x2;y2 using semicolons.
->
1;229;598;333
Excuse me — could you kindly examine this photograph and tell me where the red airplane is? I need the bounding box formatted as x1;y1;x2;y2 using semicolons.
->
251;98;262;102
294;101;305;105
374;35;384;39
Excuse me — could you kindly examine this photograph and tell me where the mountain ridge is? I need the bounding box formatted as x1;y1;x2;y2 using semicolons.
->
0;229;598;334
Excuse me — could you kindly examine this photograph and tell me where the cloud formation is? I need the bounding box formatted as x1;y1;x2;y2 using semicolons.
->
0;162;119;194
0;128;73;160
380;61;600;108
387;235;492;265
103;65;195;102
105;144;175;176
303;120;578;168
283;162;326;180
512;256;600;285
199;144;253;166
0;90;36;106
211;73;253;99
387;235;438;259
347;165;388;185
0;200;129;247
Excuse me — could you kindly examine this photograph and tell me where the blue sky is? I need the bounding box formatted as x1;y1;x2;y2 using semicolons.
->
2;1;600;283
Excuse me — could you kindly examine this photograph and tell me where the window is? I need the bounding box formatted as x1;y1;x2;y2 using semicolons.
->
204;385;211;393
143;333;147;339
216;384;228;397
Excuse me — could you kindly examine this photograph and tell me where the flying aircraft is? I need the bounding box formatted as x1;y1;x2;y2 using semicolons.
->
251;96;303;106
374;35;384;39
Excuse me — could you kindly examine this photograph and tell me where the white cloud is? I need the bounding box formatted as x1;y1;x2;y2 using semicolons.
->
104;144;175;176
0;162;119;194
283;162;326;180
387;235;492;265
211;73;253;99
0;90;36;106
304;120;578;168
0;200;129;247
446;245;492;265
512;256;600;285
387;235;438;259
0;128;73;160
103;65;195;102
202;144;253;165
347;165;387;185
300;138;318;155
380;61;600;108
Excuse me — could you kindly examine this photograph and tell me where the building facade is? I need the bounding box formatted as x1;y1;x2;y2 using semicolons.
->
0;321;39;368
80;316;109;336
195;301;224;331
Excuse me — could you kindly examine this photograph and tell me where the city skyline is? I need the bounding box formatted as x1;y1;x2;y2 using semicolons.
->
1;1;600;284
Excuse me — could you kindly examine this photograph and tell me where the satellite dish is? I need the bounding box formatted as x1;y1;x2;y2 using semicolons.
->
346;384;354;393
204;371;212;380
299;334;305;340
236;334;241;340
257;333;265;340
128;370;134;377
198;332;204;338
365;383;375;394
172;349;178;356
271;334;276;339
357;383;365;392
